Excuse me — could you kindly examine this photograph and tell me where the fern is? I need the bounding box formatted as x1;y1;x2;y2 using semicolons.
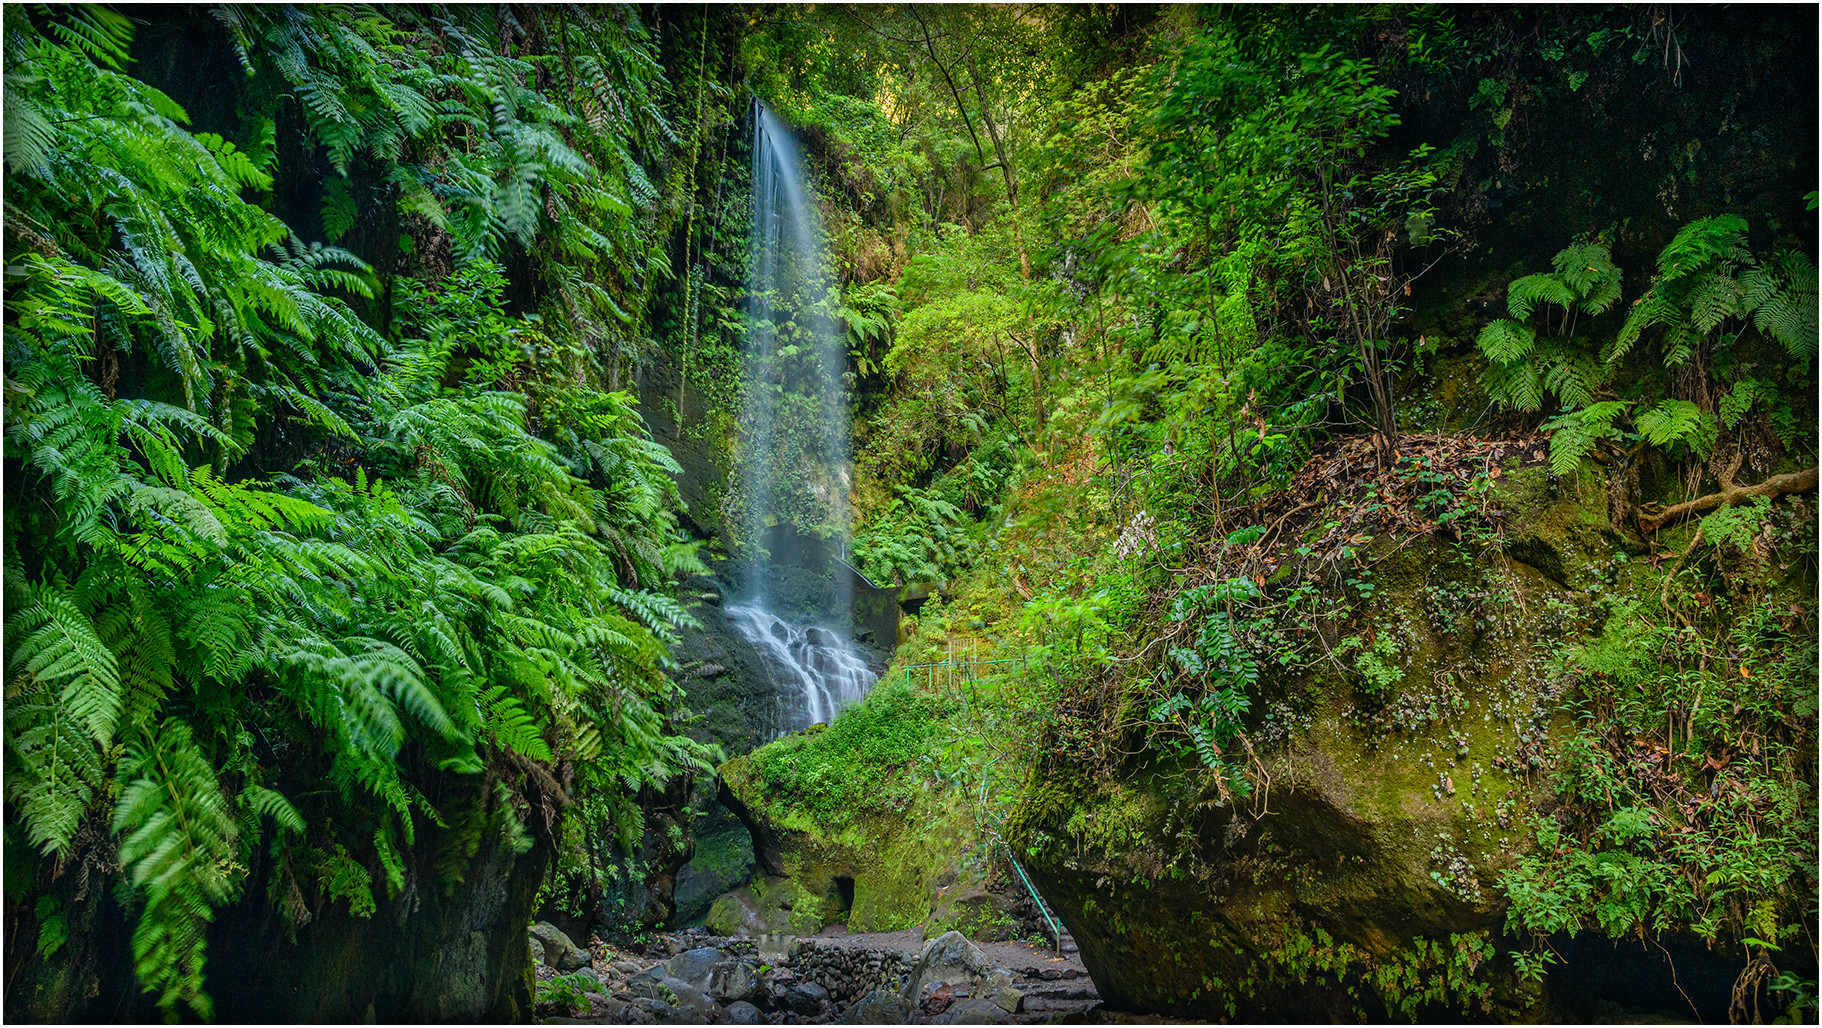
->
1478;240;1623;412
1540;401;1630;476
113;722;237;1020
7;587;121;746
1634;399;1716;458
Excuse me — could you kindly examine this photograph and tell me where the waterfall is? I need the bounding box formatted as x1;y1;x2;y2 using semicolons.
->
732;102;877;732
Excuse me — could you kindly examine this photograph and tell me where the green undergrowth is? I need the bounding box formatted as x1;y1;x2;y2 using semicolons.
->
741;677;951;840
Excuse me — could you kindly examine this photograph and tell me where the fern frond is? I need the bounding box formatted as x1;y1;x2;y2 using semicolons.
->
1635;399;1716;457
1506;273;1575;321
1656;214;1750;278
1540;401;1630;476
113;721;237;1019
7;588;121;744
1475;318;1537;364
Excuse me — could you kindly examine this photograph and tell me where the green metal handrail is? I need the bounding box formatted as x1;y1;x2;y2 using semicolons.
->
1002;841;1066;956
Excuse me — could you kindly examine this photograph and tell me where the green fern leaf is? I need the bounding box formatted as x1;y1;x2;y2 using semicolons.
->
1540;401;1629;476
113;721;237;1019
1506;273;1575;321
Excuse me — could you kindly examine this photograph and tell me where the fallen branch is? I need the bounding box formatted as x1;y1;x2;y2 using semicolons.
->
1637;467;1818;534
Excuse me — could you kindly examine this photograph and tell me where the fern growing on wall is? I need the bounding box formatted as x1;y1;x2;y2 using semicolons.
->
4;8;711;1017
1475;240;1623;412
1478;219;1816;479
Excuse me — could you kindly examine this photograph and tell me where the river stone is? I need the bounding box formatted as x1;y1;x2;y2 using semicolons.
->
662;947;724;990
724;1000;764;1024
709;961;762;1004
530;921;590;972
783;981;829;1015
835;988;907;1024
659;977;716;1021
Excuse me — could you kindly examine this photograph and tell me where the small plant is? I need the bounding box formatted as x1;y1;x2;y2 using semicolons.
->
537;973;596;1016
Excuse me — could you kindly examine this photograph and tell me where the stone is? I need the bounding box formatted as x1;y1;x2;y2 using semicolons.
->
530;921;590;972
663;947;726;991
659;977;716;1021
920;982;956;1014
984;969;1023;1014
724;1000;764;1024
931;998;1013;1024
613;961;643;976
901;931;989;1008
834;989;907;1024
709;961;762;1004
529;936;546;966
783;982;829;1015
631;998;675;1020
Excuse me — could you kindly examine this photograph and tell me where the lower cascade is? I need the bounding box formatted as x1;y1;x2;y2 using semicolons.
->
724;603;876;731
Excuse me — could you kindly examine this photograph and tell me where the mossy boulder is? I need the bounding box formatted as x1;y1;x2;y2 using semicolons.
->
716;679;977;934
1005;477;1637;1021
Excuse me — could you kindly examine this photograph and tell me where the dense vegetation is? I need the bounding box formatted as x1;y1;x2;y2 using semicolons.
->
4;3;1815;1023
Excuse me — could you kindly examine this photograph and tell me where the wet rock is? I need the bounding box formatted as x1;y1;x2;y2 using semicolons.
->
531;921;591;972
709;961;762;1004
724;1000;764;1024
663;947;725;991
783;981;829;1015
834;988;907;1024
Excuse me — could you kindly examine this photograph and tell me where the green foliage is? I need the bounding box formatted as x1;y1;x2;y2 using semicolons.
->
3;8;709;1016
1502;594;1817;959
1476;240;1622;412
746;678;948;833
537;972;597;1016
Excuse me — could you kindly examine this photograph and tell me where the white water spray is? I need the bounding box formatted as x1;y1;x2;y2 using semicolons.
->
731;102;876;731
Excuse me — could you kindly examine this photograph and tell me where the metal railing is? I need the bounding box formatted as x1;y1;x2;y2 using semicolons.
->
893;654;1069;956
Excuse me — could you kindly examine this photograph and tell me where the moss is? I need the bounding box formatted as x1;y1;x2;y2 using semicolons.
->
719;680;980;933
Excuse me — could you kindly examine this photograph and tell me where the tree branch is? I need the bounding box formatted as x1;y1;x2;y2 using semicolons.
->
1637;467;1819;534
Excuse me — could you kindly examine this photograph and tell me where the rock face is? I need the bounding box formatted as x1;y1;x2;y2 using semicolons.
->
1004;471;1626;1020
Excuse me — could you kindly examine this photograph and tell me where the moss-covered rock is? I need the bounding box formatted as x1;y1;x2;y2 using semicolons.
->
717;679;979;934
1003;476;1640;1021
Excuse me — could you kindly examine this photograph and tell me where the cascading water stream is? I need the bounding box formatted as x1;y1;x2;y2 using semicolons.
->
732;102;876;732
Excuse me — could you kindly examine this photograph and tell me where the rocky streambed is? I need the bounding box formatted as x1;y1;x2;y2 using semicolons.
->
530;923;1103;1025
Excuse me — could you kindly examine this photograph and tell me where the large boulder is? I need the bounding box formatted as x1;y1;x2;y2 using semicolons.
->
530;922;590;972
707;960;762;1004
900;931;990;1009
1003;481;1633;1021
659;947;723;991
